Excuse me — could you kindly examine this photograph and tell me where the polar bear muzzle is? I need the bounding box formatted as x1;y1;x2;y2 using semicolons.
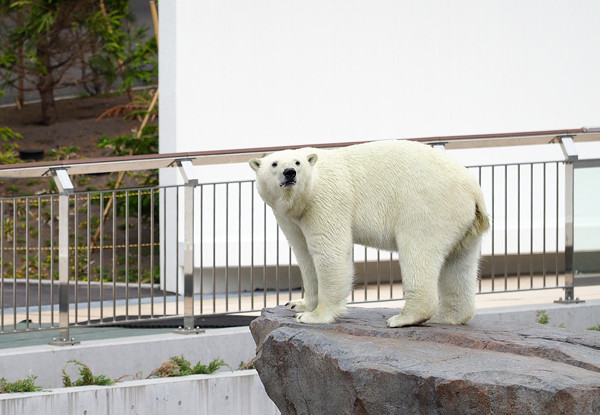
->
280;168;297;188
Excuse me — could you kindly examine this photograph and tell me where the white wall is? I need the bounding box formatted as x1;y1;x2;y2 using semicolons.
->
160;0;600;155
159;1;600;292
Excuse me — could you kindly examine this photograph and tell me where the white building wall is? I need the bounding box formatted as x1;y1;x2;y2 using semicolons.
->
159;1;600;293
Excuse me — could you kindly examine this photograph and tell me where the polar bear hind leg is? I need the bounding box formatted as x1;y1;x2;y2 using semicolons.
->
386;245;446;328
427;236;482;325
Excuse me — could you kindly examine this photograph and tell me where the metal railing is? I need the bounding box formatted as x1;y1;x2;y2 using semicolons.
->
0;129;598;343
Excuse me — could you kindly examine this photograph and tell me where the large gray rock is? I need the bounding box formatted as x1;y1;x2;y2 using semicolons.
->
250;306;600;415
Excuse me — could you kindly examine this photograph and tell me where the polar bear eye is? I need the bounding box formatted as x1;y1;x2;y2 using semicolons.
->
271;162;278;168
295;161;301;166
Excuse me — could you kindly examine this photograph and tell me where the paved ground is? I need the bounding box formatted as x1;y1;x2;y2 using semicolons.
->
0;279;168;309
1;275;599;350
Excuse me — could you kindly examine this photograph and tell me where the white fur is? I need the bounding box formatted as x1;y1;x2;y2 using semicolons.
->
249;140;489;327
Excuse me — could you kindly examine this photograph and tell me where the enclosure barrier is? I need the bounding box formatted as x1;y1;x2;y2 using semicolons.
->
0;129;599;343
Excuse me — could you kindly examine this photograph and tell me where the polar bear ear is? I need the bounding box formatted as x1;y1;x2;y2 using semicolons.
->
249;158;262;172
307;153;318;166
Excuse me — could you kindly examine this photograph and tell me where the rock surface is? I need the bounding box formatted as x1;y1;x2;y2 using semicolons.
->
250;306;600;415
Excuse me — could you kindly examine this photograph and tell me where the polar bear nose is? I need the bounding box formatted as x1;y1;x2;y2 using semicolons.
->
283;168;296;180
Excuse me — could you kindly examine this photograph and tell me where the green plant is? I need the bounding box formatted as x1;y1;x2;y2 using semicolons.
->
0;125;22;164
238;357;256;370
98;125;158;157
0;375;43;393
587;324;600;332
47;146;79;161
62;360;115;387
536;310;550;325
148;356;229;379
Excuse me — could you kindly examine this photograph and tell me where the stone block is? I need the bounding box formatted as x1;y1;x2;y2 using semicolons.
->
250;306;600;415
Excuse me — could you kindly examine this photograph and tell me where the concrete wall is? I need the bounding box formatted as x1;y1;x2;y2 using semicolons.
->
159;1;600;293
160;1;600;153
0;327;255;389
0;371;280;415
475;299;600;331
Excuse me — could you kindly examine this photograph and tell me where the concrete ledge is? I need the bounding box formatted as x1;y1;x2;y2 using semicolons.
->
0;326;255;388
475;299;600;331
0;371;279;415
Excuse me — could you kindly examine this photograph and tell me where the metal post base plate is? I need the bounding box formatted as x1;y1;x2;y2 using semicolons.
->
49;338;81;346
173;327;205;335
554;297;585;304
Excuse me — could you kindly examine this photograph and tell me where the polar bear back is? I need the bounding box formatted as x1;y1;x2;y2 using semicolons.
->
310;140;483;252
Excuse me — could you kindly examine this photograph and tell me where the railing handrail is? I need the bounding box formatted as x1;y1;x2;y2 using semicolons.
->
1;127;599;179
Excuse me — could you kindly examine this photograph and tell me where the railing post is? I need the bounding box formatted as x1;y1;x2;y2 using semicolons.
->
555;136;584;304
48;169;80;346
429;141;447;151
174;159;204;334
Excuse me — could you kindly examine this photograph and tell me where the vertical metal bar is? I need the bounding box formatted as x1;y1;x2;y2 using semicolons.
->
517;164;521;290
125;191;130;319
175;159;199;332
288;246;292;303
162;188;168;317
376;249;381;300
389;251;393;299
138;189;142;318
363;246;368;301
175;187;179;315
112;190;117;321
150;188;155;317
504;165;508;291
183;182;195;328
225;183;229;312
87;193;91;324
530;164;534;288
555;162;560;286
351;248;355;302
275;223;280;306
73;194;78;324
491;166;495;292
213;184;217;313
49;196;54;327
250;182;255;309
200;186;204;316
478;167;482;293
543;163;547;287
263;200;267;308
37;197;42;329
49;168;77;345
99;192;104;321
238;183;242;311
563;161;575;301
25;197;30;329
12;199;16;330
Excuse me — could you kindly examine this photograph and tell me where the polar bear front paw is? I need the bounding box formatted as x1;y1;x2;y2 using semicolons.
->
386;313;430;328
285;299;315;312
295;311;336;324
294;304;346;324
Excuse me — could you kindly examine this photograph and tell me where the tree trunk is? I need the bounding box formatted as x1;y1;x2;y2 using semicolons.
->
15;11;24;109
37;73;58;125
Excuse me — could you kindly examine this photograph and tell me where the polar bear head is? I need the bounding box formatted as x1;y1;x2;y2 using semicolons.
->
249;148;318;208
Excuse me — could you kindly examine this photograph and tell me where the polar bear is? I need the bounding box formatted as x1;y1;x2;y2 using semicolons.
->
249;140;489;327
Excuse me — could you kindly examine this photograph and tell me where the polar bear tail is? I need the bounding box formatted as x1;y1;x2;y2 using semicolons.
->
453;197;490;256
